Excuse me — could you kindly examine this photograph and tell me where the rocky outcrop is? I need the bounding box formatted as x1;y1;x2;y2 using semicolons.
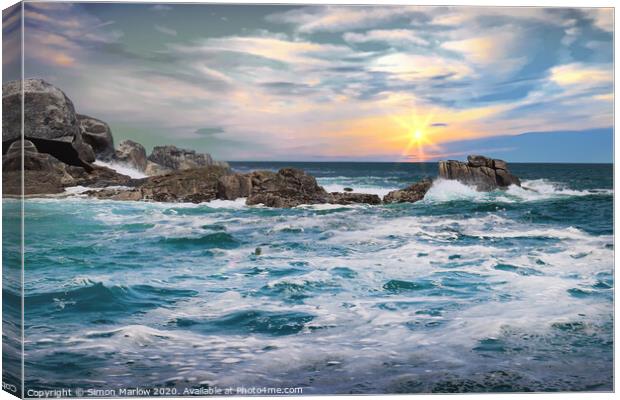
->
2;79;95;163
77;114;115;159
331;192;381;205
246;168;332;207
438;155;520;191
3;140;87;195
115;140;148;171
383;178;433;204
88;165;229;203
217;174;252;200
148;145;221;171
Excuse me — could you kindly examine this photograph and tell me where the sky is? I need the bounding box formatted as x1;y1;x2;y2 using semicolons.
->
2;2;614;162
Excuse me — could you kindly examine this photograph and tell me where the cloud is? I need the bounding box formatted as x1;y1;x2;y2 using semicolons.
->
195;127;225;135
150;4;172;13
344;29;429;47
585;8;613;32
154;24;177;36
267;5;424;33
19;3;613;162
550;63;612;87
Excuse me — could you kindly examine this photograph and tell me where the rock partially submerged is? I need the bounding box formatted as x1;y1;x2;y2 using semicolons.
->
383;178;433;204
246;168;331;208
88;166;230;203
331;192;381;205
439;155;520;191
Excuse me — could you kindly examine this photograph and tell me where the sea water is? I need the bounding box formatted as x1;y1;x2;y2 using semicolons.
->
2;162;613;393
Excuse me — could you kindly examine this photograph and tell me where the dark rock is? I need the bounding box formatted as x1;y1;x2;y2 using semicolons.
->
467;155;493;168
383;178;433;203
147;145;224;171
115;140;147;171
217;174;252;200
71;165;132;188
343;187;354;192
77;114;115;159
438;155;520;191
331;192;381;205
88;166;230;203
2;79;95;163
2;140;77;195
246;168;331;207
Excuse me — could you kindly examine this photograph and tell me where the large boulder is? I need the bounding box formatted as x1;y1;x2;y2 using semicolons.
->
246;168;331;207
438;155;520;191
77;114;115;159
115;140;148;171
383;178;433;203
2;79;95;163
148;145;215;171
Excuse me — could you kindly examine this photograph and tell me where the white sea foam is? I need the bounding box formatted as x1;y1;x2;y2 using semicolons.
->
423;178;612;204
93;160;147;179
321;184;397;198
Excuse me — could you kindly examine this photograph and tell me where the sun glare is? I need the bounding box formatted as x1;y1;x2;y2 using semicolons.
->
392;109;441;161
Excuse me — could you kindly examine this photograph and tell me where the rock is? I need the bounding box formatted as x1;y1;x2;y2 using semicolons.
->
330;192;381;205
77;114;115;159
115;140;147;171
2;78;95;163
466;155;492;168
343;187;354;192
2;140;77;195
148;145;215;171
70;165;133;188
88;166;230;203
144;160;171;176
383;178;433;203
217;174;252;200
438;155;520;191
246;168;331;208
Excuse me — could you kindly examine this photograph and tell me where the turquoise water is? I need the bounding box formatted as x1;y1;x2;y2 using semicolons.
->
3;162;614;393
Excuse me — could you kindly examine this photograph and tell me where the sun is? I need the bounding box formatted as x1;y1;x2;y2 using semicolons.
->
391;109;441;161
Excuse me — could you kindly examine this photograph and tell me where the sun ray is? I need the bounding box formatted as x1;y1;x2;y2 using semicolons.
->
390;107;443;161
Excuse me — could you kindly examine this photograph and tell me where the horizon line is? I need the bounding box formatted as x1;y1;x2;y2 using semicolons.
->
226;160;614;165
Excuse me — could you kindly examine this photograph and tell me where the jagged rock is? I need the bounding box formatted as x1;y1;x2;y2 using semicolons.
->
438;155;520;191
148;145;215;171
88;166;230;203
115;140;147;171
246;168;331;208
217;174;252;200
2;78;95;163
77;114;115;159
383;178;433;203
330;192;381;205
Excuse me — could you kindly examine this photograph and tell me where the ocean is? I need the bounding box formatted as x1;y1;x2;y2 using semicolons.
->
2;162;614;393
